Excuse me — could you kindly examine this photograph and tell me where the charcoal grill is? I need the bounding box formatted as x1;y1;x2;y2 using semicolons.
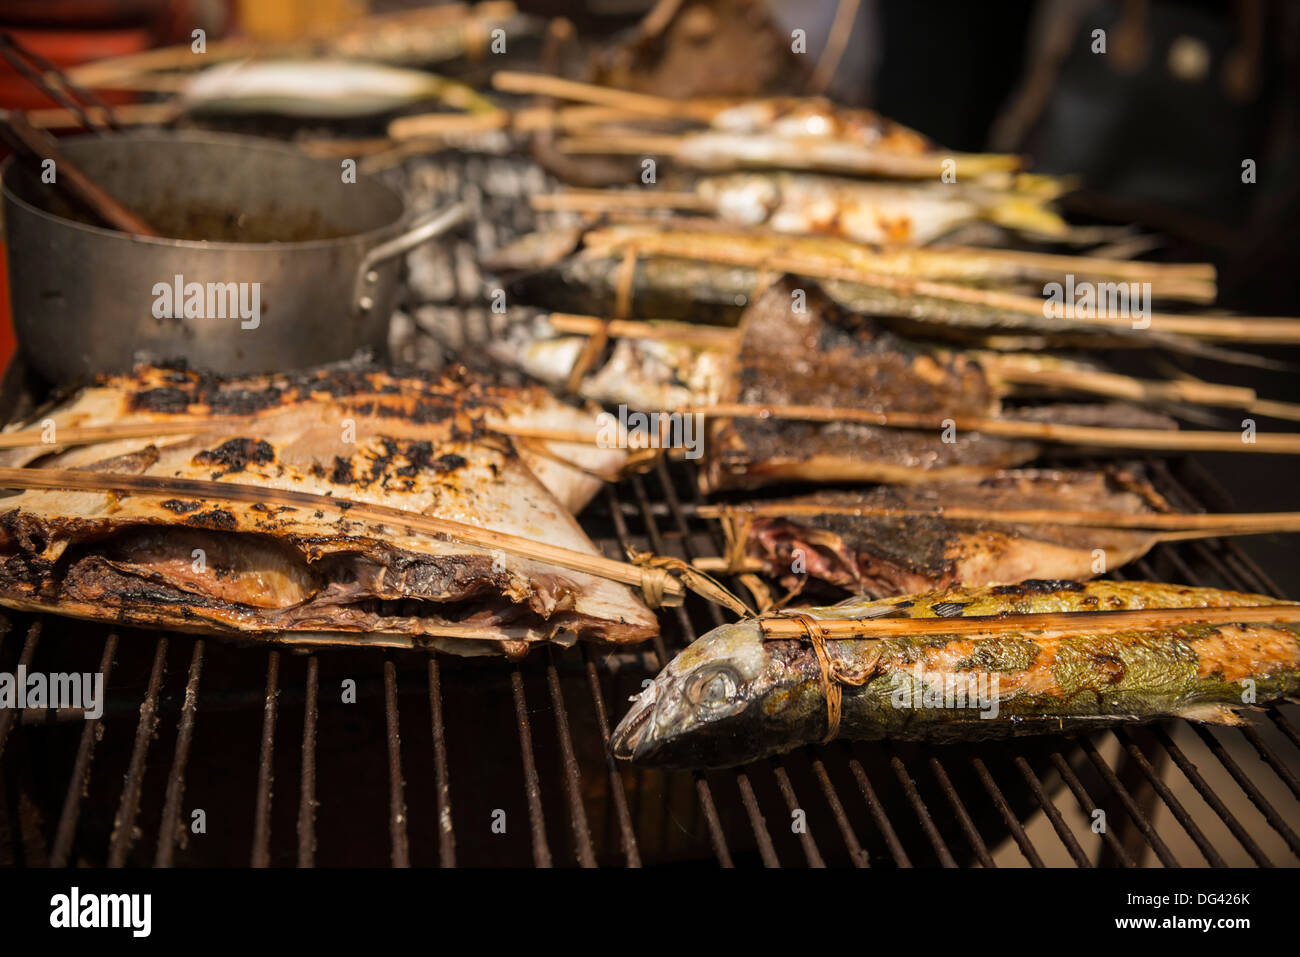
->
0;444;1298;868
1;152;1298;869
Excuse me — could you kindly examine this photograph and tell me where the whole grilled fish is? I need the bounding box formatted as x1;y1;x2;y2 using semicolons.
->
612;581;1300;768
696;172;1068;245
183;60;495;118
730;469;1167;596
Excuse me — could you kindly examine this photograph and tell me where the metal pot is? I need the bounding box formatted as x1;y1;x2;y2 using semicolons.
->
1;130;464;384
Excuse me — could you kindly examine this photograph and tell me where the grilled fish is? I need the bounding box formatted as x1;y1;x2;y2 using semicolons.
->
0;364;656;656
612;581;1300;768
702;279;1174;491
485;313;731;410
728;470;1167;596
183;60;495;118
696;172;1069;244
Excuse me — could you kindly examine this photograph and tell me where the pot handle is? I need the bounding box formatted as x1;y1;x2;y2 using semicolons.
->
353;202;468;314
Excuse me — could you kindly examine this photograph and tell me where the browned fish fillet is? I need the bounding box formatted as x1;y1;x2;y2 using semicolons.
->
702;279;1176;491
0;363;657;657
732;469;1168;597
703;278;1034;491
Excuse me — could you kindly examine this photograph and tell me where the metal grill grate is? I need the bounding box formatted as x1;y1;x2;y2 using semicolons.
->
1;450;1298;868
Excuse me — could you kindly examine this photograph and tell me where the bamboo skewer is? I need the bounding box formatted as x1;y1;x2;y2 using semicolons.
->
532;190;708;213
693;502;1300;533
11;400;1291;457
581;234;1296;343
557;132;1021;179
0;466;684;605
583;221;1219;303
547;312;739;346
756;604;1300;641
689;402;1300;453
491;70;715;121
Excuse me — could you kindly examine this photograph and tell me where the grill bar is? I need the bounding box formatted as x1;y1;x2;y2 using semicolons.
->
0;622;40;761
1115;727;1230;867
107;637;168;868
251;651;280;868
1188;723;1300;857
510;668;552;867
808;752;870;866
927;754;994;867
48;632;119;868
427;659;456;867
154;639;205;867
969;754;1044;867
888;748;957;867
384;657;410;867
297;654;319;868
1009;751;1091;867
545;649;598;867
1074;737;1177;867
842;745;911;866
580;647;642;866
1047;749;1133;867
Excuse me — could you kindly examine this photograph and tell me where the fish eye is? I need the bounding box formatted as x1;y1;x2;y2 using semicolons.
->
686;666;738;710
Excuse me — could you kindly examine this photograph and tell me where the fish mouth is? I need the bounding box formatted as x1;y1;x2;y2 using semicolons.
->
610;691;656;760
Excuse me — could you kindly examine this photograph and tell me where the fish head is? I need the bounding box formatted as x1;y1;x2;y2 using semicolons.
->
611;620;822;769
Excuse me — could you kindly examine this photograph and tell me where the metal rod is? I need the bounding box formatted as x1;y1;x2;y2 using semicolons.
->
545;648;597;866
927;753;994;867
251;651;280;868
48;632;118;867
969;754;1044;867
428;658;456;868
511;668;552;868
383;657;410;867
297;655;319;868
107;637;169;867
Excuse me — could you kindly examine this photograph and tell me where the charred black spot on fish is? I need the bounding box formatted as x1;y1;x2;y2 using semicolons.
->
160;499;202;514
931;601;969;618
186;508;238;531
329;457;354;485
130;386;192;414
193;438;275;474
992;579;1086;595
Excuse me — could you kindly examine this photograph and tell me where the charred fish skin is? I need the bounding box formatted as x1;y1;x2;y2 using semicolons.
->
612;581;1300;769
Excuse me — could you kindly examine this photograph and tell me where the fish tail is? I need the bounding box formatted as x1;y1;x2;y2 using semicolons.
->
985;195;1071;238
